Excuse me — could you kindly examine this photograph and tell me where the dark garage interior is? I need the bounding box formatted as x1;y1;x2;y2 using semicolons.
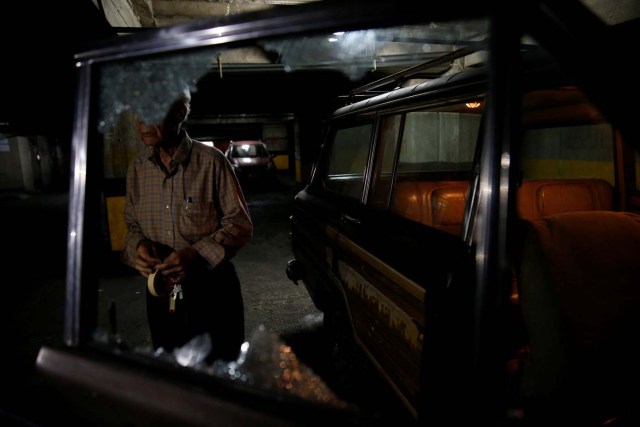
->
2;1;640;427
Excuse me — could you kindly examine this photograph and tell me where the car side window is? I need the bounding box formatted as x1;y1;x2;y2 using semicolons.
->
398;109;479;172
319;122;373;201
386;102;482;235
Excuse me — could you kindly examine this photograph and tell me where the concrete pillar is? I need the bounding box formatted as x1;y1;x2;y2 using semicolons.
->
0;135;25;190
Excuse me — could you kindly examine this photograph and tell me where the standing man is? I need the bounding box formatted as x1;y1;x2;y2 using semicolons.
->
123;88;253;361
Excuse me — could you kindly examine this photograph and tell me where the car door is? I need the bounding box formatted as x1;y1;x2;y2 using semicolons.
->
306;100;484;417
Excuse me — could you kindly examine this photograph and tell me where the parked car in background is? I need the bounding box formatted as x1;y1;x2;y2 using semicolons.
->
226;140;277;183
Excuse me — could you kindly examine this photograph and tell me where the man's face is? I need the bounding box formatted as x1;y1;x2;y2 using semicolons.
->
133;115;164;147
132;96;189;147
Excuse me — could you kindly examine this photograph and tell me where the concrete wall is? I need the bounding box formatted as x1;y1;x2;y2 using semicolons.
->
0;135;25;190
583;0;640;25
0;135;66;192
98;0;145;28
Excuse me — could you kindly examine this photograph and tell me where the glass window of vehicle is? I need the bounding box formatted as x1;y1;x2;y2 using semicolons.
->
383;101;483;233
397;107;480;173
67;7;588;422
91;14;490;367
319;122;374;201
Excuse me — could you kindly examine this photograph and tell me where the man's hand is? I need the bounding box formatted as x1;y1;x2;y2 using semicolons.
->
156;247;203;283
134;240;161;277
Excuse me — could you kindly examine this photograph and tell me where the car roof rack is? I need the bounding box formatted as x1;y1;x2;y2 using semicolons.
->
342;43;486;105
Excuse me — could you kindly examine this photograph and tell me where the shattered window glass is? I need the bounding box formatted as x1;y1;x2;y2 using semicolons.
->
92;16;490;413
98;19;488;134
99;50;217;132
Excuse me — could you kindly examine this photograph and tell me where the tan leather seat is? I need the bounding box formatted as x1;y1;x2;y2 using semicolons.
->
391;181;469;235
431;186;468;235
511;178;615;308
516;211;640;423
517;178;613;221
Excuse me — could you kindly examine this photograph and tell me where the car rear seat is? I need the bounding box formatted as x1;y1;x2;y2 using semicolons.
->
390;181;469;235
515;210;640;423
391;178;614;236
510;178;614;306
509;178;640;422
516;178;613;221
511;178;615;305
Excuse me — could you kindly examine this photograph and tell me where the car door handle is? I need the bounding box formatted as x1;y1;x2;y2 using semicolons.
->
340;214;361;226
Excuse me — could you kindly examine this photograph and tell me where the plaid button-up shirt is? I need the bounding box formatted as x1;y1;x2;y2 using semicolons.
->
124;133;253;268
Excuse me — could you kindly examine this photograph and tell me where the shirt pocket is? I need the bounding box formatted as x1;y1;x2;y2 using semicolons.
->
178;201;215;242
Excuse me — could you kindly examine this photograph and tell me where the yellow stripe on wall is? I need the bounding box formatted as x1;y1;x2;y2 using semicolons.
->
273;154;289;170
295;159;302;183
106;196;126;251
522;159;614;184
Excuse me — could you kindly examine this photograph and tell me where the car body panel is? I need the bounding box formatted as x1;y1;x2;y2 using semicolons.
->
292;170;473;416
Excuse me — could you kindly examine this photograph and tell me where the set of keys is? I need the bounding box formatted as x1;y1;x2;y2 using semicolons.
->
147;270;184;313
169;283;183;313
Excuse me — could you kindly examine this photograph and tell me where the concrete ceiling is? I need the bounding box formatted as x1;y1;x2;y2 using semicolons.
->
96;0;320;30
95;0;638;31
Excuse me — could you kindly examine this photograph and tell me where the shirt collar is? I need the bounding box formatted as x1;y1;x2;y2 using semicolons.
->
173;132;192;168
146;131;193;169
